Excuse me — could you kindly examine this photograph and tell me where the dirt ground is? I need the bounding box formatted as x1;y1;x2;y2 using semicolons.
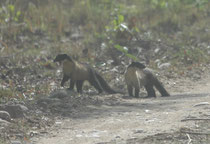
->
32;71;210;144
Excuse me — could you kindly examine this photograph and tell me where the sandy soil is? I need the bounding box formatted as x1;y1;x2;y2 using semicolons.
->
32;72;210;144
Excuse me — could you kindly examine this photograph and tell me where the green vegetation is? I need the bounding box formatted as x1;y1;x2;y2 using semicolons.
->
0;0;209;61
0;88;15;103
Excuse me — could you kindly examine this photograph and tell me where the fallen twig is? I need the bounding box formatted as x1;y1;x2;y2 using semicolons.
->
186;133;192;144
0;23;26;29
0;39;8;52
193;102;209;107
181;118;210;122
180;129;210;135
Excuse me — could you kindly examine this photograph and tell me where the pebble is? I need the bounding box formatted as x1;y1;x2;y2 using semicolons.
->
0;111;11;121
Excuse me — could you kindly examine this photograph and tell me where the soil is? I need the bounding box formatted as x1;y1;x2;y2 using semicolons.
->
31;69;210;144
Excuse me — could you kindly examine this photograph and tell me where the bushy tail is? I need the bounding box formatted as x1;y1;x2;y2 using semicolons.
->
153;77;170;97
95;72;117;94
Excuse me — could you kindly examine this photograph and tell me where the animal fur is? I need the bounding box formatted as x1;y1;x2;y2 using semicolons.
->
54;54;117;94
125;62;170;98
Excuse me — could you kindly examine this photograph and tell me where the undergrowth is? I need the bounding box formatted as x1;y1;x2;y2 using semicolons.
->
0;0;209;64
0;0;210;103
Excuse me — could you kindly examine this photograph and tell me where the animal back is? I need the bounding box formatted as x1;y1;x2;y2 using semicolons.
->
125;67;140;87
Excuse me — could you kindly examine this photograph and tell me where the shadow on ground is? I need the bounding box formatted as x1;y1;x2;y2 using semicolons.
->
37;89;210;119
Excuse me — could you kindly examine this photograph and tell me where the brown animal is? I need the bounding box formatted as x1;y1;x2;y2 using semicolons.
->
125;62;170;98
54;54;118;94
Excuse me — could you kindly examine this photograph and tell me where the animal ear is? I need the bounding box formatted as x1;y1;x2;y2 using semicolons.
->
53;54;60;62
54;54;72;62
135;62;146;69
66;55;73;61
63;54;74;62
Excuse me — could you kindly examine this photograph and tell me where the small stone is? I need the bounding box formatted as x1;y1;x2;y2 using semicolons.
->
145;110;150;113
37;101;48;109
158;63;171;69
0;111;11;121
29;131;39;137
49;89;71;99
17;104;28;112
134;129;144;134
0;104;25;118
155;48;160;53
0;118;10;125
10;141;22;144
155;59;160;64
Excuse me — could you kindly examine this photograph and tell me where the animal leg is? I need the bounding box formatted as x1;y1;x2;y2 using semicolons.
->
68;80;75;90
127;85;133;97
144;84;156;98
134;87;139;98
61;75;69;87
76;80;84;93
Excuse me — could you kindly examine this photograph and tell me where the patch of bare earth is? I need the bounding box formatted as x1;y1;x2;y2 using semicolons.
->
32;70;210;144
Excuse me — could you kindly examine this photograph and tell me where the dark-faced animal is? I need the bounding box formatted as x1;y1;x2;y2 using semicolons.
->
125;62;170;98
54;54;117;94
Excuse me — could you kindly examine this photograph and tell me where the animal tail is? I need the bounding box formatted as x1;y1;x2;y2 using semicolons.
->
95;72;118;94
153;77;170;97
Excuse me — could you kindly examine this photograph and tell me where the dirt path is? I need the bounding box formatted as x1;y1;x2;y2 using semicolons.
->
33;74;210;144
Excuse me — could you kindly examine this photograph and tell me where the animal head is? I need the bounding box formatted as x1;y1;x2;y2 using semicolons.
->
129;62;146;69
54;54;73;62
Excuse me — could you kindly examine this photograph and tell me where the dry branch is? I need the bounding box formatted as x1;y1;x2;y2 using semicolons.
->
180;129;210;135
181;118;210;122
